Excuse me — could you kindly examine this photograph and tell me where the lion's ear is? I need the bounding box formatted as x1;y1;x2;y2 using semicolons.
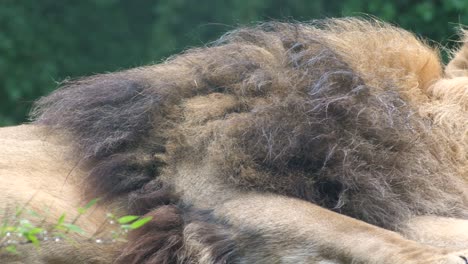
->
446;29;468;78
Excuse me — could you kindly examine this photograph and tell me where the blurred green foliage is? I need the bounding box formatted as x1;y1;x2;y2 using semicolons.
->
0;0;467;126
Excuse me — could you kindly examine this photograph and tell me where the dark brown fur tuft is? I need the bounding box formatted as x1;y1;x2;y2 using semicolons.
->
32;74;157;159
127;179;178;215
116;205;238;264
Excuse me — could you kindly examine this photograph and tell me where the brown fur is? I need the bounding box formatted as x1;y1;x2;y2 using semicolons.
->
1;18;468;263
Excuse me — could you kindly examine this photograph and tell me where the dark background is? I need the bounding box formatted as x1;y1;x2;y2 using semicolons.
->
1;0;467;126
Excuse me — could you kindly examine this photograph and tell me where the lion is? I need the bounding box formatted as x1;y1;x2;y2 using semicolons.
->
0;18;468;263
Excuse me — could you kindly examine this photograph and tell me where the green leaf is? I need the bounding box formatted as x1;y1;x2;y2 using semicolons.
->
78;198;100;214
26;209;41;218
28;227;44;235
15;206;23;217
129;217;152;229
63;223;85;234
26;233;40;247
5;245;18;254
117;215;139;224
53;232;66;238
84;198;100;209
2;226;17;233
53;225;67;232
57;213;66;225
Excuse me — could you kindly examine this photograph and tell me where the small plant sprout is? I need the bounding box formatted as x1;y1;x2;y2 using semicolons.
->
103;213;152;243
0;198;152;255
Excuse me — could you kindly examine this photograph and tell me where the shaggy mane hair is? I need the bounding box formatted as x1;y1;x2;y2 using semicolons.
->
31;18;468;263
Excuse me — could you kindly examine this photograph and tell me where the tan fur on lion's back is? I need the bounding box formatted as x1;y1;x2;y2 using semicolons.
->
1;18;468;263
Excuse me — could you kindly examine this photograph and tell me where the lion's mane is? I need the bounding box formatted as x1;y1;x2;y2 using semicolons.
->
31;18;468;263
